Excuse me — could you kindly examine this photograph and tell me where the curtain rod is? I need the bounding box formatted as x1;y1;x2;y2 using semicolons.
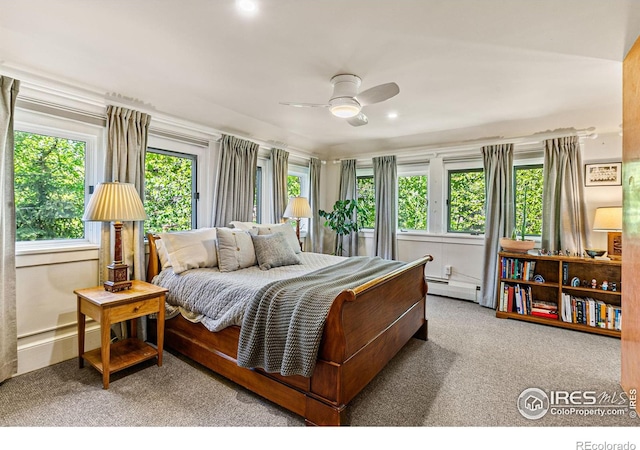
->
331;127;598;164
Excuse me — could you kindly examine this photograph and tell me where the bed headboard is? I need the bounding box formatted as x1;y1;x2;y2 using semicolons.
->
147;233;161;282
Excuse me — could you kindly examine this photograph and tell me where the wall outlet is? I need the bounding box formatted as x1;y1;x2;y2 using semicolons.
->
445;265;452;276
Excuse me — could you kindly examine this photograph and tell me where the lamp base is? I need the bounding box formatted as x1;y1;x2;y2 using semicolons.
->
608;232;622;261
104;262;131;292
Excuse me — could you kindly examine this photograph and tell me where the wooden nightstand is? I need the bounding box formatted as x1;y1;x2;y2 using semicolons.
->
75;280;168;389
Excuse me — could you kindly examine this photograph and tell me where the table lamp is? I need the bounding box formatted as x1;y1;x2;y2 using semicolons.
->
283;196;312;250
83;182;148;292
593;206;622;260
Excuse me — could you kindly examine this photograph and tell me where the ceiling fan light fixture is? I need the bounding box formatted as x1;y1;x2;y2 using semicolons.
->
329;97;361;118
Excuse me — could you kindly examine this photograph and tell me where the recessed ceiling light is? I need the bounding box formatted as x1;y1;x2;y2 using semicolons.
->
387;112;398;119
237;0;258;14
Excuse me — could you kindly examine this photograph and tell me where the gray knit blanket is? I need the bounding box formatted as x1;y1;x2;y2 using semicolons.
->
237;256;404;377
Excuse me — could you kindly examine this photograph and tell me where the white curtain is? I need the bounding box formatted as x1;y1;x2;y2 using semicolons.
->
337;159;358;256
479;144;514;308
0;76;19;383
541;136;589;254
307;157;321;253
213;135;259;227
271;148;289;223
373;155;398;260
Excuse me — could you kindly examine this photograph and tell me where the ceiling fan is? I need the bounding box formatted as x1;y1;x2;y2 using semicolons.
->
280;74;399;127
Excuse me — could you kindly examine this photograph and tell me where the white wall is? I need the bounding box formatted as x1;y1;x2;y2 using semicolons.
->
582;132;624;250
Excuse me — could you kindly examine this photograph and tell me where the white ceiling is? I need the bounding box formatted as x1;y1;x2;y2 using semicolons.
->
2;0;640;159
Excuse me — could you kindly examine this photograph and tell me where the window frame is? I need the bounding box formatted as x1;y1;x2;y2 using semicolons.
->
13;116;101;251
397;163;429;232
145;146;198;233
356;168;375;230
513;161;544;239
287;163;310;232
446;164;486;235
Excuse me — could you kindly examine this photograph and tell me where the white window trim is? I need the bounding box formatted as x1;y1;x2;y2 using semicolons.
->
444;160;485;237
14;115;102;254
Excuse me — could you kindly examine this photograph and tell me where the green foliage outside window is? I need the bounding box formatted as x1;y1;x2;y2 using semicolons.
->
14;131;85;241
287;174;301;199
357;176;375;229
145;151;194;234
515;165;543;237
398;175;428;230
448;169;486;233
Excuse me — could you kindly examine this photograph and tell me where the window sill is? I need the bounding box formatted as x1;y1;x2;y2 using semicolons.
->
16;240;99;256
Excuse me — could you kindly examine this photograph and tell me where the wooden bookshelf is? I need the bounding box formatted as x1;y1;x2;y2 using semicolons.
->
496;251;622;338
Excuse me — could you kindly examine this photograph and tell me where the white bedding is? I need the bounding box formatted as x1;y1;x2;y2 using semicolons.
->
152;252;346;332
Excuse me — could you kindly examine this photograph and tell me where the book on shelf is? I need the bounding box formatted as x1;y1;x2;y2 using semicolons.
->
500;257;537;281
531;310;559;319
560;293;621;331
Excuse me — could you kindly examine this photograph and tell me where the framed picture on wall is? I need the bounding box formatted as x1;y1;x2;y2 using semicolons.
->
584;162;622;186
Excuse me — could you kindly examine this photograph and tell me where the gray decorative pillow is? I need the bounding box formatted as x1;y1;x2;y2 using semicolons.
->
216;227;257;272
251;232;301;270
256;222;301;253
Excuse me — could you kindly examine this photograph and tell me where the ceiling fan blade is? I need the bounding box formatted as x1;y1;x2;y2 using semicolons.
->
355;82;400;106
347;113;368;127
279;102;329;108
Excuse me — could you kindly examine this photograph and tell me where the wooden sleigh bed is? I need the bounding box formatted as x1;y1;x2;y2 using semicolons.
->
146;231;432;426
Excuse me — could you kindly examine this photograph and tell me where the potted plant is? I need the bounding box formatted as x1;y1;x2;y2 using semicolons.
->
319;199;362;256
500;186;536;253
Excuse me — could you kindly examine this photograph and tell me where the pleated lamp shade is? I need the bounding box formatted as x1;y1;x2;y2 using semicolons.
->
82;182;147;222
283;197;312;219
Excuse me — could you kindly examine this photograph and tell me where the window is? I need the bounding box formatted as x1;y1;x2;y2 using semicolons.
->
514;165;543;237
398;174;428;231
356;175;375;229
287;174;301;199
447;168;485;234
145;148;197;233
14;130;86;241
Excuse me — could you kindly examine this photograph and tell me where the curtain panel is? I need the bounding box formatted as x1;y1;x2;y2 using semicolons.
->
479;144;514;308
541;136;589;254
102;105;150;285
0;76;19;383
271;148;289;223
373;155;398;260
102;105;150;340
307;157;321;253
213;134;259;227
337;159;358;256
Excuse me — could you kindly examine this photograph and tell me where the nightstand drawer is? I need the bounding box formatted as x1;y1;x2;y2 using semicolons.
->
108;297;161;322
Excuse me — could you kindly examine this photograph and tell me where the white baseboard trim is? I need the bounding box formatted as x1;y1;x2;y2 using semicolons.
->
427;278;479;302
17;323;101;376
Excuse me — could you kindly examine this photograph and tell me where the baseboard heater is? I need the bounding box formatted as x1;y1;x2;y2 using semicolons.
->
426;278;479;302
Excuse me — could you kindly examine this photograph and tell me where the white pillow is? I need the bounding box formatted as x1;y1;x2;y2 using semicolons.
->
256;223;301;254
158;228;218;274
229;221;256;231
216;227;258;272
155;238;171;270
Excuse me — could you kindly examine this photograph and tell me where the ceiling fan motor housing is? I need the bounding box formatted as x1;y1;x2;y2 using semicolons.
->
330;74;362;100
329;74;362;117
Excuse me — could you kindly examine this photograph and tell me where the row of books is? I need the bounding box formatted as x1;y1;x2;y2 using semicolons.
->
500;257;537;281
560;293;622;330
498;282;558;318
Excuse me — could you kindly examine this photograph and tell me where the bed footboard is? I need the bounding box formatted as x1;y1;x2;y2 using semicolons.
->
146;233;432;425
